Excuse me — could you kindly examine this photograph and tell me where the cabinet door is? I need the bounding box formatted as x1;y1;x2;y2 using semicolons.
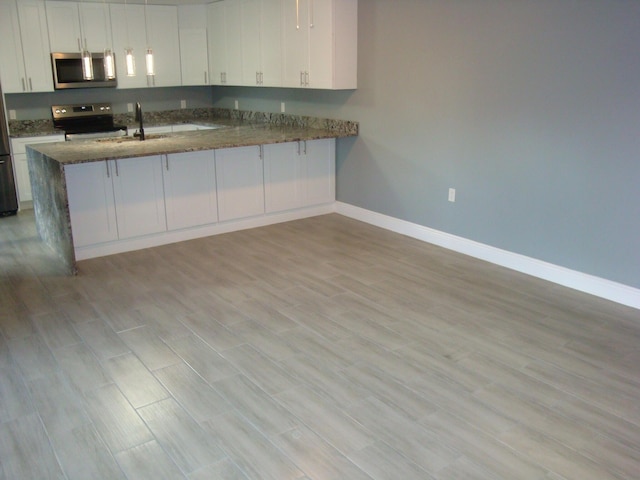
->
281;0;309;87
110;3;148;89
260;0;283;87
163;151;218;231
179;28;209;85
45;1;82;52
16;0;53;92
207;2;226;85
263;141;302;212
146;5;181;87
224;0;243;85
307;0;333;89
111;156;167;239
215;146;265;222
65;161;118;247
79;3;113;52
0;1;27;93
241;0;261;86
304;139;335;206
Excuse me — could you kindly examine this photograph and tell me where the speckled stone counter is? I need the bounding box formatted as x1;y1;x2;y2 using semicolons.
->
27;121;355;165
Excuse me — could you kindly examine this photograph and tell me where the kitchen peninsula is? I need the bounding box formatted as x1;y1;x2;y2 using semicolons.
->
26;110;358;274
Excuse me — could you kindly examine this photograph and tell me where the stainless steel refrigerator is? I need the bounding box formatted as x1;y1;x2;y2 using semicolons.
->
0;82;18;216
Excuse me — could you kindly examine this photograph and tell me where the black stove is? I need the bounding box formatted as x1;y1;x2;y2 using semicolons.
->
52;103;128;140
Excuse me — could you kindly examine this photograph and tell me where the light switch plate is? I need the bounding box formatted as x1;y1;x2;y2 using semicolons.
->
8;109;16;120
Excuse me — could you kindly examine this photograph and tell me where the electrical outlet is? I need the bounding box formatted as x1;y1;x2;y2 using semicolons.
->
8;109;16;120
180;99;186;109
448;188;456;202
234;99;239;110
127;103;133;112
281;102;285;113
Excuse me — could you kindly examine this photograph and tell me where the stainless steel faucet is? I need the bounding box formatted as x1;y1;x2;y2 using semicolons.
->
134;102;145;141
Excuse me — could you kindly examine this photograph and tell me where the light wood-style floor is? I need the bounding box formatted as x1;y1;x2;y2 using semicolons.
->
1;210;639;480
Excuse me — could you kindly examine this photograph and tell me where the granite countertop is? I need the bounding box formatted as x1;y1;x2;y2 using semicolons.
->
27;119;355;165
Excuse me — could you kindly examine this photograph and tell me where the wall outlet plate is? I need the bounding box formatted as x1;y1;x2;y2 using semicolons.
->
448;188;456;202
127;103;133;112
281;102;286;113
180;100;186;109
234;100;239;110
9;109;16;120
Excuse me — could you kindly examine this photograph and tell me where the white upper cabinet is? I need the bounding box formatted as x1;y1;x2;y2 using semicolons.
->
110;3;148;89
109;4;179;88
241;0;282;87
282;0;357;89
46;1;82;52
178;5;209;86
146;5;181;87
207;0;243;86
46;1;112;53
0;0;53;93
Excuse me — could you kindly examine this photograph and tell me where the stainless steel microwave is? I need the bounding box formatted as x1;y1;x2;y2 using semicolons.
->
51;52;117;89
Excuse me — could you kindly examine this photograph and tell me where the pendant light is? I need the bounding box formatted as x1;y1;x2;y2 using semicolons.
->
102;0;115;79
144;0;154;77
80;2;93;80
81;47;93;80
124;0;135;76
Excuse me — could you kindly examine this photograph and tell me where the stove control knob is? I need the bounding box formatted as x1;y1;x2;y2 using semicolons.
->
105;106;110;111
61;109;67;114
99;106;105;111
54;109;61;114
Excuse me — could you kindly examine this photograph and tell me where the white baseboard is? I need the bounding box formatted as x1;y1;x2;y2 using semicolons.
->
336;202;640;310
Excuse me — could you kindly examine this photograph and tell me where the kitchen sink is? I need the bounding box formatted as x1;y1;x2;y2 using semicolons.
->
95;134;168;144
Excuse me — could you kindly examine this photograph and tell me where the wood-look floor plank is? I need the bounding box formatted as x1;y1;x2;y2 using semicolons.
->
103;352;170;408
0;413;64;479
203;410;306;480
115;440;186;480
165;334;238;384
118;325;182;371
213;374;300;436
154;362;232;422
137;398;226;474
51;423;126;480
83;383;154;453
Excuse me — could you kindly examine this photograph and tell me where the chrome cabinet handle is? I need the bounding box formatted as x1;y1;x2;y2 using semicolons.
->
106;161;110;178
303;140;307;154
28;78;33;91
258;145;263;160
297;141;301;155
204;71;207;84
165;155;169;171
115;160;119;177
21;78;26;91
310;0;314;28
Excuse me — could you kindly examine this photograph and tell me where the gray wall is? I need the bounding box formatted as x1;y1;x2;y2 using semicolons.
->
212;0;640;289
5;86;213;119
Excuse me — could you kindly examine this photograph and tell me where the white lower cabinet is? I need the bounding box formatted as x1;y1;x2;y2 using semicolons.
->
264;138;335;213
163;151;218;231
111;156;167;239
215;145;265;222
11;135;65;203
304;138;336;206
66;155;166;247
65;161;118;247
263;141;302;213
64;140;334;256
